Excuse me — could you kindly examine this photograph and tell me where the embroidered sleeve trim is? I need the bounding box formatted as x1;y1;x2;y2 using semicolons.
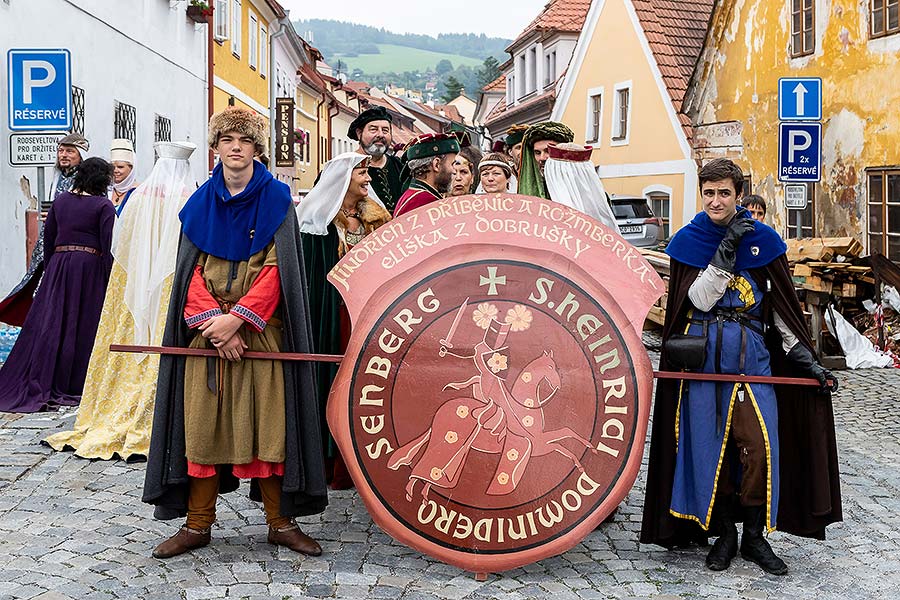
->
185;308;222;328
232;304;267;332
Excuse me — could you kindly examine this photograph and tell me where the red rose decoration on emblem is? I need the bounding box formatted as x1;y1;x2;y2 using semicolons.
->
328;195;663;574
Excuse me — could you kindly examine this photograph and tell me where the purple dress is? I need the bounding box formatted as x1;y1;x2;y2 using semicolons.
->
0;192;115;412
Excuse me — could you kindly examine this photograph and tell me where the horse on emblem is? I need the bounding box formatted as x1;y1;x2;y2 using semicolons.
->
388;301;599;502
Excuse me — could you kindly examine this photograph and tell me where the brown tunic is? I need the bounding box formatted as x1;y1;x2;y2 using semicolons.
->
183;242;286;465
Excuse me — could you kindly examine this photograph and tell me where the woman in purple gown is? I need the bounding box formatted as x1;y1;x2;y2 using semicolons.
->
0;158;116;412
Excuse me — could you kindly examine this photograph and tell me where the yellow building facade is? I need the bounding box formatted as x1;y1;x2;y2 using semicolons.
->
685;0;900;257
211;0;278;117
552;0;714;236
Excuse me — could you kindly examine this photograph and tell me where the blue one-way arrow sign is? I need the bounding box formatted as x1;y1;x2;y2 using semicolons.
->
779;77;822;121
779;123;821;182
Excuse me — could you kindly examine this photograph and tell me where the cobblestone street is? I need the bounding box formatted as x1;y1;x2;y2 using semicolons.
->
1;359;899;600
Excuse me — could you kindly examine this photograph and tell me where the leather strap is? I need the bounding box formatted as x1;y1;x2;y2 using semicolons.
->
55;245;100;255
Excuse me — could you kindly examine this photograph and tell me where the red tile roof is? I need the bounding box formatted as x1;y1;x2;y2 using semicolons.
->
510;0;592;49
631;0;715;141
483;74;506;93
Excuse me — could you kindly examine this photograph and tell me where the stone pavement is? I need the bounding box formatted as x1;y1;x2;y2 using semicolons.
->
1;356;900;599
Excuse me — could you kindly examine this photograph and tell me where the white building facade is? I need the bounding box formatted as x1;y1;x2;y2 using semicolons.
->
0;0;209;293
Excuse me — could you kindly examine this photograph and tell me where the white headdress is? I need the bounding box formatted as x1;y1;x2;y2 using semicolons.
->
544;144;619;231
113;141;197;353
297;152;384;235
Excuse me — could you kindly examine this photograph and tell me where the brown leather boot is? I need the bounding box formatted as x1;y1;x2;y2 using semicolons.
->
267;521;322;556
152;526;211;559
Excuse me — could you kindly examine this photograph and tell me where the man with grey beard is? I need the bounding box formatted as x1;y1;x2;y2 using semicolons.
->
350;106;404;213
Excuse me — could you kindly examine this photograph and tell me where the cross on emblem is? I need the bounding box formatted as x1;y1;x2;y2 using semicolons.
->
479;266;507;296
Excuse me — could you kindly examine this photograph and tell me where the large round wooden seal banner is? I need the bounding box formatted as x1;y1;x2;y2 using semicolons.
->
327;194;664;574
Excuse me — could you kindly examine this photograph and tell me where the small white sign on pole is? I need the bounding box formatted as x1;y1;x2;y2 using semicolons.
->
784;184;808;210
8;132;64;166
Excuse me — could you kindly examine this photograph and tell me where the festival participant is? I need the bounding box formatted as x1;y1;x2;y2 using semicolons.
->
517;121;574;199
350;106;404;212
109;138;139;212
392;133;459;217
0;133;91;326
448;146;483;197
298;152;391;489
44;142;197;461
504;124;528;166
143;107;326;559
640;158;842;575
0;158;115;412
544;143;618;230
742;195;767;222
478;153;517;194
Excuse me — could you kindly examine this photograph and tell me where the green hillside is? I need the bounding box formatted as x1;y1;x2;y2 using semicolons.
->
334;44;483;74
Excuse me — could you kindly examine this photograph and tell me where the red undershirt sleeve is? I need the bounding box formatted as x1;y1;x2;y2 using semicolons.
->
230;266;281;332
184;265;222;328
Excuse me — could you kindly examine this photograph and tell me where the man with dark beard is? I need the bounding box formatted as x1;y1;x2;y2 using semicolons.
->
350;106;404;213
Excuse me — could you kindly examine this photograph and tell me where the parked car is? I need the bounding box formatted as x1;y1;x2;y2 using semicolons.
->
609;195;663;248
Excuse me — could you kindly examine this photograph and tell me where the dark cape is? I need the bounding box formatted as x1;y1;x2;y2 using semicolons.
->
369;154;404;214
301;225;342;455
0;193;115;412
142;208;328;519
640;254;843;546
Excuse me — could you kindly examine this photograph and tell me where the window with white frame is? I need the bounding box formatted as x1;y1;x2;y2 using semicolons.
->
260;24;268;77
506;75;515;104
612;82;631;144
528;47;537;94
214;0;228;39
249;14;258;68
585;87;603;144
231;0;241;56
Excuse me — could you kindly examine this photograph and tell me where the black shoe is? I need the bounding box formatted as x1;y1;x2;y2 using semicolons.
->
740;506;788;576
705;500;737;571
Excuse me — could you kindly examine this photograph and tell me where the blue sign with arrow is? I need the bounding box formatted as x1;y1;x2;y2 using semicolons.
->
778;122;821;182
7;49;72;131
778;77;822;121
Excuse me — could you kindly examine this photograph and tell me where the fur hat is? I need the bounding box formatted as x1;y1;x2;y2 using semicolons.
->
208;107;267;153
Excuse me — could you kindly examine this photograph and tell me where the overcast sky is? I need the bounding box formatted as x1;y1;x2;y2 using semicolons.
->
281;0;550;39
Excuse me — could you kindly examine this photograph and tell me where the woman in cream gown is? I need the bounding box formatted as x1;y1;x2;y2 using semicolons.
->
44;141;197;461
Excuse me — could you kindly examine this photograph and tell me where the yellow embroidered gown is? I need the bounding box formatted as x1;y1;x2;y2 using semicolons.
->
43;262;172;461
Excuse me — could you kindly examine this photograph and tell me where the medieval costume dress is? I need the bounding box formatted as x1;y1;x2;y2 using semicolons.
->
0;134;87;326
45;142;197;461
640;208;842;571
347;106;405;213
298;152;391;488
142;151;327;552
0;191;115;412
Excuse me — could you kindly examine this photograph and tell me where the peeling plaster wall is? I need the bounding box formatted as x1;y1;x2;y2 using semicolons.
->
689;0;900;244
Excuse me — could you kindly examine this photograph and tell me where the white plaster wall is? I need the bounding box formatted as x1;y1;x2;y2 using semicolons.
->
0;0;209;292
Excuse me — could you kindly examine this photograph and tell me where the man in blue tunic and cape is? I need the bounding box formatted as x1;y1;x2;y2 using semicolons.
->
640;158;842;576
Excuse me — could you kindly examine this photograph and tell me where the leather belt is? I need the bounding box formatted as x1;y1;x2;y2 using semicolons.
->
55;245;100;255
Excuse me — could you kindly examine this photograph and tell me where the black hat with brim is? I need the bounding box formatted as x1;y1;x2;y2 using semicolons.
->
349;106;393;141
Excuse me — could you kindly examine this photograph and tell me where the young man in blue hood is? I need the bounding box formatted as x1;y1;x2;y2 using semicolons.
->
641;158;842;576
143;107;327;559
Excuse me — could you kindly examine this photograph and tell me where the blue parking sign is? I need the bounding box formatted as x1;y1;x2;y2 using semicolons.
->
778;77;822;121
779;123;821;182
7;49;72;131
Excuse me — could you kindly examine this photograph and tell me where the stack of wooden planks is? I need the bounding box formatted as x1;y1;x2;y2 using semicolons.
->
787;237;874;298
639;248;669;326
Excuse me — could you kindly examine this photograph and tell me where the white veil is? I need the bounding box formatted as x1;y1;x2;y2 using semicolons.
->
545;157;619;231
297;152;385;235
112;142;197;352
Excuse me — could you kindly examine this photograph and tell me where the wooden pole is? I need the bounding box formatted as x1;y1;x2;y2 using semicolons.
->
109;345;343;363
654;370;822;387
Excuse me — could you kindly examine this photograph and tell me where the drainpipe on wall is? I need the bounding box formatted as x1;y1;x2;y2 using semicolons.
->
269;19;288;171
207;8;215;173
316;92;326;174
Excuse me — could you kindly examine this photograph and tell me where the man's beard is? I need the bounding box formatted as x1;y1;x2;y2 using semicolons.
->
364;139;388;158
